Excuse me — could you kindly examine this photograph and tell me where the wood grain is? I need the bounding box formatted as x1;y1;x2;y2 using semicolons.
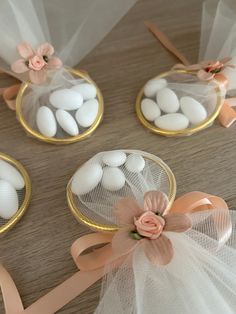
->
1;0;236;313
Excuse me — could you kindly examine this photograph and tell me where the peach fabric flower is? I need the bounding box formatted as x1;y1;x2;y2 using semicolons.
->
134;212;165;239
11;42;62;84
112;191;192;266
172;57;234;82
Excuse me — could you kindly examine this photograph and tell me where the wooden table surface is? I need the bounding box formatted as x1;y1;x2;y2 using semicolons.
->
1;0;236;313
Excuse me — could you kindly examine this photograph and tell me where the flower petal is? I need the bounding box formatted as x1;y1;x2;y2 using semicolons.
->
112;226;139;256
47;57;63;69
17;42;34;59
29;69;47;84
164;213;192;232
37;42;54;56
114;197;143;225
11;59;29;73
144;191;168;214
142;234;174;265
197;69;214;81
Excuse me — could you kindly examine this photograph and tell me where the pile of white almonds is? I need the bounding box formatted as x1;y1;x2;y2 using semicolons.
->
71;151;146;196
0;159;25;220
36;82;99;138
141;78;208;131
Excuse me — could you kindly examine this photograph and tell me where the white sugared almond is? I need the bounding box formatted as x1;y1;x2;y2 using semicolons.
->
0;180;19;219
71;163;103;196
144;78;167;98
55;110;79;136
71;83;97;100
49;89;83;110
141;98;161;121
101;167;125;191
36;106;57;138
180;96;207;125
0;159;25;190
156;88;179;113
102;151;127;167
155;113;189;131
75;99;99;128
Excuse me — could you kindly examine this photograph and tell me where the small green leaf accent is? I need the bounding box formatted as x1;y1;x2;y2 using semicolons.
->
129;231;142;240
25;60;29;66
43;55;49;62
210;68;221;74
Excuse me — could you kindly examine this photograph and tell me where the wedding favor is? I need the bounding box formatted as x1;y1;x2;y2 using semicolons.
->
136;0;236;136
1;150;235;313
0;0;137;144
0;152;31;234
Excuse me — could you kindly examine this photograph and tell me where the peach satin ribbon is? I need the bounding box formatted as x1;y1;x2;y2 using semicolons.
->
0;191;231;314
144;21;236;128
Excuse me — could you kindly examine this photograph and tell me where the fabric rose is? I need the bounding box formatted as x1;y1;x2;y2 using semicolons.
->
11;42;62;84
112;191;192;265
134;211;165;239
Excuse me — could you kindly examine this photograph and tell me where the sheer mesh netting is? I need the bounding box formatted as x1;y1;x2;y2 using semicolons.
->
200;0;236;91
95;210;236;314
71;150;174;227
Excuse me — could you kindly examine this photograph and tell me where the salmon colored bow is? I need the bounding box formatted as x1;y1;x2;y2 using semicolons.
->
11;42;62;84
0;191;232;314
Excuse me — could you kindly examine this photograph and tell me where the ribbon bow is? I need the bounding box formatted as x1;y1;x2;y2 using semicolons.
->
0;191;232;314
144;21;236;128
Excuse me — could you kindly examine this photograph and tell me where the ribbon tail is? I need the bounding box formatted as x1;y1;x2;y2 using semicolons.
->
0;84;21;111
218;100;236;128
144;21;190;66
0;264;24;314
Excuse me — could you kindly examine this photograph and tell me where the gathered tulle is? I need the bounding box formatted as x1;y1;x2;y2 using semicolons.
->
95;210;236;314
0;0;137;79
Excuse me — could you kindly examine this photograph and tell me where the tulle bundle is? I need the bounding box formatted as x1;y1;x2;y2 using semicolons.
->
136;0;236;136
0;150;236;313
0;0;137;144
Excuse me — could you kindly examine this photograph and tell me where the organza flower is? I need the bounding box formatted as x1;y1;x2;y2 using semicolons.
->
197;57;234;81
112;191;192;265
11;42;62;84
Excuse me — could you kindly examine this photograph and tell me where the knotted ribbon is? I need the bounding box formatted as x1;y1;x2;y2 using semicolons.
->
144;21;236;128
0;191;232;314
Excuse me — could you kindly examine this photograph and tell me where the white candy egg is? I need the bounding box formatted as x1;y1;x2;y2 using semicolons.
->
0;160;25;190
0;180;19;219
102;167;126;191
71;83;97;100
102;151;127;167
75;99;99;128
71;163;103;196
36;106;57;138
144;78;167;98
180;96;207;125
155;113;189;131
55;109;79;136
156;88;180;113
125;154;145;173
141;98;161;121
49;89;83;110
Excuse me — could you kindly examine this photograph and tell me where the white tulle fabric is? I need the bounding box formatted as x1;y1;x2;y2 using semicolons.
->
199;0;236;90
74;150;173;227
95;210;236;314
0;0;137;78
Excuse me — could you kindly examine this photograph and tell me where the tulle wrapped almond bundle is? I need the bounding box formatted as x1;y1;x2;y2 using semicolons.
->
136;0;236;136
0;0;137;144
1;150;236;313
